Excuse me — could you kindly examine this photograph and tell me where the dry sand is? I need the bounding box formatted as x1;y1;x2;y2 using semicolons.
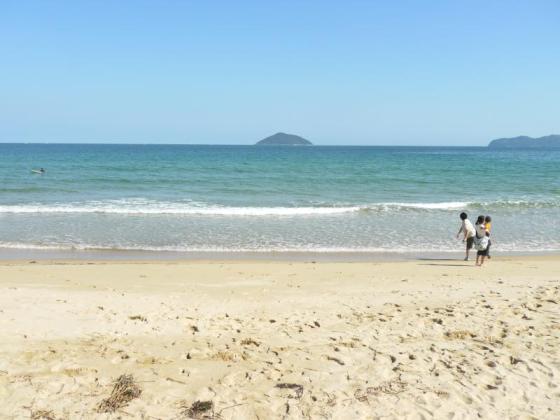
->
0;256;559;419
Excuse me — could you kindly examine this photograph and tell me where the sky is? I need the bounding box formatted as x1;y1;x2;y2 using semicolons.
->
0;1;559;146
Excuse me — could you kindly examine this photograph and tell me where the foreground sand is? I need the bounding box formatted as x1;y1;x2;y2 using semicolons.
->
0;256;559;419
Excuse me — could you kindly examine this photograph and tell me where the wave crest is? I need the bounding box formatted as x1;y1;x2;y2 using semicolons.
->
0;199;556;216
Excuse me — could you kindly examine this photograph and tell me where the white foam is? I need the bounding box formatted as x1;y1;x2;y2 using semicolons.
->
0;198;556;216
0;197;468;216
379;202;469;210
1;242;559;254
0;203;361;216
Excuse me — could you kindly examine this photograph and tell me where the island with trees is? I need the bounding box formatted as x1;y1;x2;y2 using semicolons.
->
488;135;560;149
255;132;312;146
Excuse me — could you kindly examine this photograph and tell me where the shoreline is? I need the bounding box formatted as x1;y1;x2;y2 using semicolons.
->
1;247;559;263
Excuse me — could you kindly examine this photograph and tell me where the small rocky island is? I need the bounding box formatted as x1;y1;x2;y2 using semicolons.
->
255;132;312;146
488;134;560;149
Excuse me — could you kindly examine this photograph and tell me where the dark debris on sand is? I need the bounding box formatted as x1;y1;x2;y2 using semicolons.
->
275;382;304;398
181;400;214;419
30;410;56;420
97;374;142;413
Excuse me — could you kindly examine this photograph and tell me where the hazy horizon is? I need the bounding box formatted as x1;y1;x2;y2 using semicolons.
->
1;136;557;147
2;131;560;147
1;1;558;146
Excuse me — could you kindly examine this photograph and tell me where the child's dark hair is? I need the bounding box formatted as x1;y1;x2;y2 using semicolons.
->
485;215;492;222
460;212;467;220
476;215;485;224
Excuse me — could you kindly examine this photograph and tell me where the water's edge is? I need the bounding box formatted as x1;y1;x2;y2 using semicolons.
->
1;248;558;262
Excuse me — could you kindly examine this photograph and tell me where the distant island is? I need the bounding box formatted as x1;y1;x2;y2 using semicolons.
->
255;132;312;146
488;135;560;149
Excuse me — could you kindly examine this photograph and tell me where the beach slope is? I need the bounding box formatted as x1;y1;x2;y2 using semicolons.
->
0;257;559;418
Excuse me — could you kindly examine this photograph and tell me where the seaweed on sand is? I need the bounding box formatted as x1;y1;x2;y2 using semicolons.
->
181;400;214;419
30;410;56;420
275;382;304;398
97;374;142;413
240;338;260;346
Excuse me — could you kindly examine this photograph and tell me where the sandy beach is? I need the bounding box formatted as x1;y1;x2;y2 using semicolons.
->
0;256;559;419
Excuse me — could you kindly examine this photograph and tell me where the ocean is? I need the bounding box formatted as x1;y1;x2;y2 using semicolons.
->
1;143;559;256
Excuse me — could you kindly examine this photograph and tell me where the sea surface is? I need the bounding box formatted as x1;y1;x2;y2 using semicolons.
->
1;144;559;256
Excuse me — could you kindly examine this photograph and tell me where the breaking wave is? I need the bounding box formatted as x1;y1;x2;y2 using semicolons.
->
0;198;557;216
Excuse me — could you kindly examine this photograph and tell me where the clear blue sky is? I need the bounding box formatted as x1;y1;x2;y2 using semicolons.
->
1;1;558;145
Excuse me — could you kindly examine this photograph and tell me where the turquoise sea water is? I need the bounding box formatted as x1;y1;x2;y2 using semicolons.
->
0;144;559;254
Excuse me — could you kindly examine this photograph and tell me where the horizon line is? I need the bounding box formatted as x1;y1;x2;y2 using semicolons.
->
0;141;490;147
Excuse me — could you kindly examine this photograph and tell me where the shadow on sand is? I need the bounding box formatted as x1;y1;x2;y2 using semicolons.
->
416;257;471;267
